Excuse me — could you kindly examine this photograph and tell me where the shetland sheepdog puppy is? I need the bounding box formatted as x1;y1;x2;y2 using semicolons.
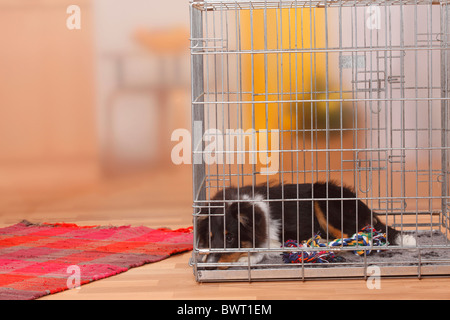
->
196;182;416;268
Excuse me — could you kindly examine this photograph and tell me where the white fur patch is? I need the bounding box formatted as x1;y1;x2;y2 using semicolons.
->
395;234;417;247
237;253;266;265
241;193;281;249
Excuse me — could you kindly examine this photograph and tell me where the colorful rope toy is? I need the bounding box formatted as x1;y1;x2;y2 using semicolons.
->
281;236;344;263
281;225;388;264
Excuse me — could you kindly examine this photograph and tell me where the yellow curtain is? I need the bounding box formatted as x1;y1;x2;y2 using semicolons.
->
240;7;327;133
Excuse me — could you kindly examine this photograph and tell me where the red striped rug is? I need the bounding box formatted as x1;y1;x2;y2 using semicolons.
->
0;220;193;300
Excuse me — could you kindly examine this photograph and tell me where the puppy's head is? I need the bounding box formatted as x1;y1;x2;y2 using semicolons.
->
196;194;268;268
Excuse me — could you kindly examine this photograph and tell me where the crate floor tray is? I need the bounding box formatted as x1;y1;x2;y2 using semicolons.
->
193;230;450;282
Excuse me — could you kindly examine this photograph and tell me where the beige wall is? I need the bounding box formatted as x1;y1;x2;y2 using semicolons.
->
0;0;99;188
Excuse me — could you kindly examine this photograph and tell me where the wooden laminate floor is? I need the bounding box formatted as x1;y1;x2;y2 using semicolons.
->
1;165;450;300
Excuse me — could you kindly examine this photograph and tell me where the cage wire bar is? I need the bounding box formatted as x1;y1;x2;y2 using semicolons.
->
190;0;450;281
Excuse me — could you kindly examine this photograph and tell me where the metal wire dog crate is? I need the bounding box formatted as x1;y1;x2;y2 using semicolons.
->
190;0;450;281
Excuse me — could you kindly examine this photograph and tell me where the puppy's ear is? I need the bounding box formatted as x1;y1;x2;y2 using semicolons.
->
227;202;246;224
228;202;265;230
